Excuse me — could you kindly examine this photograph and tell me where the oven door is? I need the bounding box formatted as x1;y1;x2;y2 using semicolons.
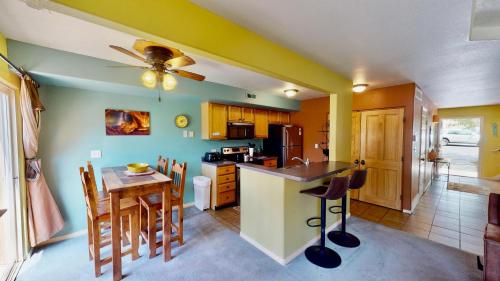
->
227;123;254;139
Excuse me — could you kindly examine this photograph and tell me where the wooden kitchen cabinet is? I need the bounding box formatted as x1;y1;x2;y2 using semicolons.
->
241;107;254;122
280;112;291;124
228;106;254;122
269;110;290;124
201;102;227;140
268;110;280;124
201;163;236;209
254;109;269;138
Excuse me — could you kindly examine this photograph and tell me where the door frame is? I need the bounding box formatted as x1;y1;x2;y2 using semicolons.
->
0;82;24;281
439;116;483;178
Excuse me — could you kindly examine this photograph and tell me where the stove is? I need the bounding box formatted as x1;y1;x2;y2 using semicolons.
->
221;146;249;163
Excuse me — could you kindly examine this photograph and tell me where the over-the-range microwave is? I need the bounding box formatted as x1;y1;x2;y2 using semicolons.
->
227;122;255;140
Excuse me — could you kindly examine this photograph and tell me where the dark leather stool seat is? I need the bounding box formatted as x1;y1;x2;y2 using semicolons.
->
328;169;367;248
300;176;350;268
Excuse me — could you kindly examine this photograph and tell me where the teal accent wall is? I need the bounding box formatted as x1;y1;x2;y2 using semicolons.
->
39;85;263;236
6;39;302;237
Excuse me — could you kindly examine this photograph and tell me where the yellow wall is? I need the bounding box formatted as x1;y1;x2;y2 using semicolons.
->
438;105;500;178
0;33;28;257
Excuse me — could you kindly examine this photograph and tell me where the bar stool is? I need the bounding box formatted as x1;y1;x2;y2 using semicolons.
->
300;176;351;268
327;169;367;248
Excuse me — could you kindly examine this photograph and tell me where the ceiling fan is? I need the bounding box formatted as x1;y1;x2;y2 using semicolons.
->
109;39;205;92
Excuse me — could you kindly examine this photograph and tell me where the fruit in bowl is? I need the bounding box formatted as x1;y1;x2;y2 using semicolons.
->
127;163;149;173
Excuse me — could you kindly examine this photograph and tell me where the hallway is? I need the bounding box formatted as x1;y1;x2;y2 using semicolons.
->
350;178;493;256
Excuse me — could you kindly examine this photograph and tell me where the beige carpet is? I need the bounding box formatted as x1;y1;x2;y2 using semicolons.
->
447;181;491;195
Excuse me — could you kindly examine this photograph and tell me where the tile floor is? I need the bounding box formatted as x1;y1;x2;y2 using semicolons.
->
350;177;495;256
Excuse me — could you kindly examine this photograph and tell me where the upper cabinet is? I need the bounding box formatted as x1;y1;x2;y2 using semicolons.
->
228;106;254;123
269;110;290;125
254;109;269;138
201;102;227;140
201;102;291;140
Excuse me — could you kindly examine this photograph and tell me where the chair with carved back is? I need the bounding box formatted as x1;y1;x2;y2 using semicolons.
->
79;166;140;277
139;160;187;258
156;155;169;176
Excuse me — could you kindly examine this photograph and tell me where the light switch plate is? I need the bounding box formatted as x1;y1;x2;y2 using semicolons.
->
183;130;188;138
211;149;217;152
188;131;194;138
90;150;101;159
314;143;319;149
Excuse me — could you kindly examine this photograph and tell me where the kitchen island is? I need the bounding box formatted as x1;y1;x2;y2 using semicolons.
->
237;161;352;265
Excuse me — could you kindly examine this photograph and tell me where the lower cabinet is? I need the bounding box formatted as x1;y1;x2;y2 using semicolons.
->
201;163;236;210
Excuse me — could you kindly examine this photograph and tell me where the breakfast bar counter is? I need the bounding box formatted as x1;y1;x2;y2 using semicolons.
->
237;161;352;265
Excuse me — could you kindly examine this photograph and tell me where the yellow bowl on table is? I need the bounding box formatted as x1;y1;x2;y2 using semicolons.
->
127;163;149;173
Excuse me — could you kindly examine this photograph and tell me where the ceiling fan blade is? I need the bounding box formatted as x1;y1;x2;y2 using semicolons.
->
106;65;146;69
171;70;205;81
109;45;146;62
165;55;195;69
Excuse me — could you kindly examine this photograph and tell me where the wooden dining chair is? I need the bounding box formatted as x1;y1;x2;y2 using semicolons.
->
79;167;140;277
157;155;169;176
139;160;187;258
86;161;109;201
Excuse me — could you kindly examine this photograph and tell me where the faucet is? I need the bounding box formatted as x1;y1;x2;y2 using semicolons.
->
292;157;310;166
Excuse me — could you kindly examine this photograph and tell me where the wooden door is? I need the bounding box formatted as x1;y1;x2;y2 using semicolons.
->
228;106;242;122
419;109;428;194
241;107;255;122
210;103;227;140
268;111;280;124
350;111;361;200
279;112;291;124
254;109;269;138
359;108;404;210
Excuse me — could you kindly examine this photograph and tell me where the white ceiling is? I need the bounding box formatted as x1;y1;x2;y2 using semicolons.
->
0;0;325;100
193;0;500;108
470;0;500;40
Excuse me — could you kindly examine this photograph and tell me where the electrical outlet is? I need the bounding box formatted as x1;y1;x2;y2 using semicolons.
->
188;131;194;138
211;149;217;152
90;150;101;159
314;143;319;149
183;130;188;138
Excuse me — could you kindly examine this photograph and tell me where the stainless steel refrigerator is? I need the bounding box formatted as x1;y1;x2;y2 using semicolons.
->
263;125;303;168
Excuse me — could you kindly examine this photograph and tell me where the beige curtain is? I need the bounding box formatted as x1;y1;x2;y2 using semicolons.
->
20;76;64;247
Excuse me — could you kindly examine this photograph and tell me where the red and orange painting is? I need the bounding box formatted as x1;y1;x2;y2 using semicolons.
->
105;109;150;135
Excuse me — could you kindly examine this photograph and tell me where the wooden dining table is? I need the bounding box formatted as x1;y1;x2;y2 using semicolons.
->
101;166;172;281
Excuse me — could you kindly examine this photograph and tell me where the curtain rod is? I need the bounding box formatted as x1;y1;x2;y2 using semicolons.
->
0;52;40;87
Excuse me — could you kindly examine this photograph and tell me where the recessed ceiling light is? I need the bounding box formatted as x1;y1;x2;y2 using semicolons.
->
284;89;298;97
352;84;368;93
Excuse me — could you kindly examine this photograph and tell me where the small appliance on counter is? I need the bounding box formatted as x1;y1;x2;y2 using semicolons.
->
203;151;221;162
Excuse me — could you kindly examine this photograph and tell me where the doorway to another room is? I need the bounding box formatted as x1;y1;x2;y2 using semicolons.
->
439;118;481;178
0;85;23;281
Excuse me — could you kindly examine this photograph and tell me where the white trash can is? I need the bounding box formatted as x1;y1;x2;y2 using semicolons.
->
193;176;211;211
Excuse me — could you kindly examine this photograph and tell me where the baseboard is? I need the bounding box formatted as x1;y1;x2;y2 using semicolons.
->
240;214;351;265
38;202;195;247
37;229;88;247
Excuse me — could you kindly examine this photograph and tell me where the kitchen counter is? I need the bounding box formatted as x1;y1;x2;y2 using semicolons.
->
238;161;353;265
237;161;352;182
201;160;236;167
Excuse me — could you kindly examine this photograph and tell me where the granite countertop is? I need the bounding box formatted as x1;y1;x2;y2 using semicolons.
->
237;161;353;182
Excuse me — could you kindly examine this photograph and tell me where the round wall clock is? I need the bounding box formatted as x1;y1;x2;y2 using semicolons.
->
175;114;189;128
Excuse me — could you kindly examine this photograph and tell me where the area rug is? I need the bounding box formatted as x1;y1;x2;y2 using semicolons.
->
448;181;490;195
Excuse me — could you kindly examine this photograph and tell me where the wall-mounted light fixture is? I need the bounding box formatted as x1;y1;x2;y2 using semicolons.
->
284;89;298;98
352;84;368;93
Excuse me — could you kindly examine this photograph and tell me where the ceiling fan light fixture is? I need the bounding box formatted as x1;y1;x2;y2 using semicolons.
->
284;89;298;98
162;73;177;91
352;84;368;93
141;70;157;89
